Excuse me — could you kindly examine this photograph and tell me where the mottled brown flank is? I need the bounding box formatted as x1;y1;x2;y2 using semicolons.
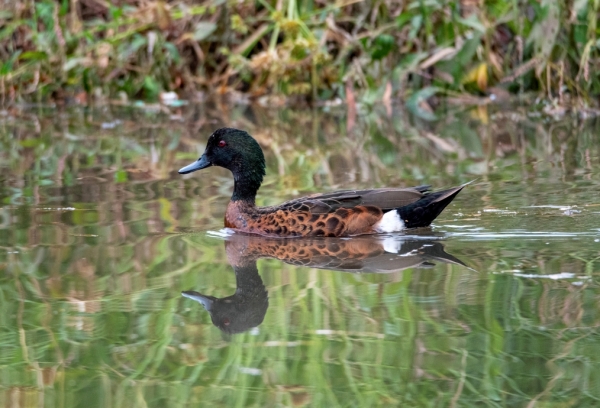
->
225;201;384;237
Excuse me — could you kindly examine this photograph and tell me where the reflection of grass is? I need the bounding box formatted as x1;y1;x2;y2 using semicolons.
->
2;1;599;105
0;107;599;406
2;233;600;406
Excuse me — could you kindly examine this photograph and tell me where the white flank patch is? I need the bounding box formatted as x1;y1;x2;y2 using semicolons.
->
373;210;406;233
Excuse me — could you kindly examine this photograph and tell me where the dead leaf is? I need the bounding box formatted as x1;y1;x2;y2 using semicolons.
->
420;47;457;69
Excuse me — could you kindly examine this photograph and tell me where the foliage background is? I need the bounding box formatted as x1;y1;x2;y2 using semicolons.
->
1;0;599;106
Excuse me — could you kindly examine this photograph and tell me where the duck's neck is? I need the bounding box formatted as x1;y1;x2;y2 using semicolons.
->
230;164;264;204
233;261;267;298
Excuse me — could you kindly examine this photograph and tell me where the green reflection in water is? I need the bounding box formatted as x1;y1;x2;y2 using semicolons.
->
0;105;599;407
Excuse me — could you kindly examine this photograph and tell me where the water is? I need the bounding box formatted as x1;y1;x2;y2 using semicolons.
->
1;104;599;407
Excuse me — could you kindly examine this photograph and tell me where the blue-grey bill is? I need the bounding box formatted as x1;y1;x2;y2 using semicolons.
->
178;154;211;174
181;291;215;311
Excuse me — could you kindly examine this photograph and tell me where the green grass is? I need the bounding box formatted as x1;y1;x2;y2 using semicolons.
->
1;0;599;106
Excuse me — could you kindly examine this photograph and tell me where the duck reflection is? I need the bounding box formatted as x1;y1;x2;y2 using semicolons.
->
182;243;268;334
182;233;466;334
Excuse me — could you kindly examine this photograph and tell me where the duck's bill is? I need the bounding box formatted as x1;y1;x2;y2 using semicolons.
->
181;291;216;311
178;154;211;174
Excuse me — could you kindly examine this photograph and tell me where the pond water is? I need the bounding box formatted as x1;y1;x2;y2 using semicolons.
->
0;103;599;407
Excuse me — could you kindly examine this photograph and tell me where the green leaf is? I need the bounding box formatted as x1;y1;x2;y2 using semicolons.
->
114;169;128;183
454;32;483;66
527;0;560;70
118;34;147;61
35;2;55;29
193;22;217;41
573;22;587;46
408;15;423;40
0;20;21;41
164;42;181;64
63;57;86;71
371;34;395;60
19;51;48;61
0;51;21;75
143;76;160;100
396;52;427;71
19;138;43;148
457;14;487;33
405;86;439;121
395;12;413;29
109;5;123;20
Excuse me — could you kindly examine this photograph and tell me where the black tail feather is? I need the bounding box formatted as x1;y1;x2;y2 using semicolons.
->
397;183;467;228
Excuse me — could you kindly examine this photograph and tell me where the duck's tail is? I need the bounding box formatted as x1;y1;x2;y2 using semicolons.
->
397;181;471;229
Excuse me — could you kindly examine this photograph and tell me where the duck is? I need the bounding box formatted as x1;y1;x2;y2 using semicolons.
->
178;127;468;237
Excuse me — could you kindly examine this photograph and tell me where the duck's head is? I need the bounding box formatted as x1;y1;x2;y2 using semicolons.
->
178;128;265;177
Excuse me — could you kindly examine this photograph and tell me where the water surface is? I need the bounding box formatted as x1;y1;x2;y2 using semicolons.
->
0;104;599;407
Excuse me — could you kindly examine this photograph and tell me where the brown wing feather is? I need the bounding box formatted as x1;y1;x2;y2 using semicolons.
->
277;186;430;213
357;189;426;210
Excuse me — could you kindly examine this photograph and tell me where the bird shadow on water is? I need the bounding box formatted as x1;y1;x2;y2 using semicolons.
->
182;231;469;336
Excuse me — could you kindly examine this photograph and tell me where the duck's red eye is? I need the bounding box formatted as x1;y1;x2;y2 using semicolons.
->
218;140;227;147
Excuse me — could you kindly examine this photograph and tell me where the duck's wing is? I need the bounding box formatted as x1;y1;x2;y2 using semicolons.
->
276;185;431;214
